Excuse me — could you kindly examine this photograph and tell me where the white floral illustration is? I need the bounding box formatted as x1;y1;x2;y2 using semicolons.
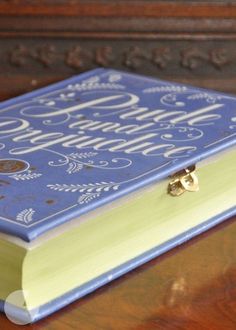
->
82;75;100;84
65;152;99;174
47;149;131;171
66;162;83;174
16;208;35;224
108;73;122;83
10;170;42;181
65;152;97;173
47;161;172;205
48;181;119;204
142;84;235;108
68;152;98;159
80;73;123;87
229;116;236;129
47;181;119;193
67;81;125;92
78;192;101;204
187;93;223;103
143;85;187;94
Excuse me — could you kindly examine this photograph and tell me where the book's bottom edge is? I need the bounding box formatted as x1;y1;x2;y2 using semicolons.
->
1;206;236;324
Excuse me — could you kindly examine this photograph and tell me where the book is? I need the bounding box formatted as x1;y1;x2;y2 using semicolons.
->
0;68;235;324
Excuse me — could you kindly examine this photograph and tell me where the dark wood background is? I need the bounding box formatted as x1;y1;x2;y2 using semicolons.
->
2;0;236;100
0;1;235;328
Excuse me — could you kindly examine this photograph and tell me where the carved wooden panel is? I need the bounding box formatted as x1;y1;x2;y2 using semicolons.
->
5;41;231;72
0;1;236;99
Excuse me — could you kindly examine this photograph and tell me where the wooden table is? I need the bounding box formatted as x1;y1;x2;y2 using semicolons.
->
1;216;235;329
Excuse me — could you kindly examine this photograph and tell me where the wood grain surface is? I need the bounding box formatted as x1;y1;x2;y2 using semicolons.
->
0;216;235;329
2;1;236;99
1;1;236;18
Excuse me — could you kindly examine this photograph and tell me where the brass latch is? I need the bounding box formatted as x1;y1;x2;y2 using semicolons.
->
168;165;199;197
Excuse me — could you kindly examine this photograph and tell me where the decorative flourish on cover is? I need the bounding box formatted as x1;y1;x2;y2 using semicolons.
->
48;181;119;204
143;85;187;94
16;208;35;224
47;182;119;193
10;170;42;181
78;192;101;204
0;68;235;241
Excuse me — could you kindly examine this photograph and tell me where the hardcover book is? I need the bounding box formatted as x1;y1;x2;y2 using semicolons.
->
0;68;235;323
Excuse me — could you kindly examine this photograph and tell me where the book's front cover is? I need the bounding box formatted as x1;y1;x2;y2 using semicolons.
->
0;68;235;241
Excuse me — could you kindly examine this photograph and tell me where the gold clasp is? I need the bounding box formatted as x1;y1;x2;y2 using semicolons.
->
168;165;199;197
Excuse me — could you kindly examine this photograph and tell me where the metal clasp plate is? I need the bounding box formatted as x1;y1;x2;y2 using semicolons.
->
168;165;199;197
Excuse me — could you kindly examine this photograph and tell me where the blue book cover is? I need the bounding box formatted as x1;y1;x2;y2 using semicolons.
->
0;68;236;242
0;69;236;323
